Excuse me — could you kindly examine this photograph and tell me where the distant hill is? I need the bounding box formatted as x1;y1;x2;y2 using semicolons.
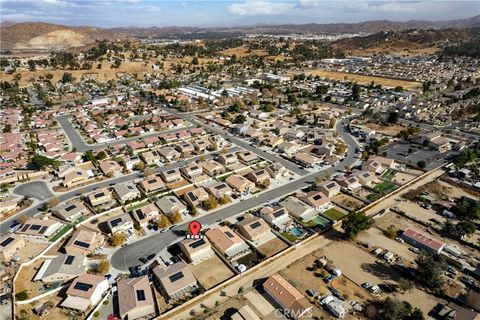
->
0;22;115;52
1;15;479;52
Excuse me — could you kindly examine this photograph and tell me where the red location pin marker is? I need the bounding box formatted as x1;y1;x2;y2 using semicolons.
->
189;221;201;237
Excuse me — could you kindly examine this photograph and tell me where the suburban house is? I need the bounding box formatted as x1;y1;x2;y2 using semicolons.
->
352;171;376;187
112;182;141;203
139;175;166;193
416;132;451;153
192;139;210;152
236;214;271;243
266;163;287;179
0;233;25;261
246;169;270;186
60;274;109;312
259;206;291;230
363;156;395;173
106;213;134;234
157;147;180;162
179;238;215;264
294;152;322;168
175;142;195;155
34;254;86;283
160;168;182;183
117;276;156;320
402;227;445;254
51;201;89;222
199;160;225;176
237;151;259;164
205;182;233;199
218;153;238;166
131;203;159;226
63;230;104;255
180;162;203;180
263;274;312;320
99;160;122;176
183;187;209;207
16;218;64;240
225;175;255;194
280;196;318;220
87;188;113;207
140;150;161;165
155;196;187;216
335;175;362;191
297;191;330;211
62;168;94;188
315;181;341;198
152;261;199;301
205;226;249;258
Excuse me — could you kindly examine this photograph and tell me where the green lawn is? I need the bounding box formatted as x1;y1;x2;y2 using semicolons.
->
381;170;396;180
322;208;346;221
217;173;232;181
49;224;72;242
374;181;397;193
280;231;297;242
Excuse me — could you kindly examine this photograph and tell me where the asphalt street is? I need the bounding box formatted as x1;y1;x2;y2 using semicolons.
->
109;118;359;270
0;147;239;233
13;181;54;200
57;115;195;152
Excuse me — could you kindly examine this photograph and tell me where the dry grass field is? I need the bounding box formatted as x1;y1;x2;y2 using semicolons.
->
298;69;422;90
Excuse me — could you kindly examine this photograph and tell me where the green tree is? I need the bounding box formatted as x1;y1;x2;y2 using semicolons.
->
15;290;29;301
234;114;246;124
61;72;74;83
30;155;59;170
415;252;446;291
351;83;361;101
417;160;427;169
203;195;219;210
341;211;373;239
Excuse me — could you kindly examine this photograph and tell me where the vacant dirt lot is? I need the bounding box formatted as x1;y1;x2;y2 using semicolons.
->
15;240;49;264
299;69;422;90
333;193;366;211
362;123;406;137
257;236;289;258
191;254;235;290
392;172;419;184
15;259;45;295
396;200;446;225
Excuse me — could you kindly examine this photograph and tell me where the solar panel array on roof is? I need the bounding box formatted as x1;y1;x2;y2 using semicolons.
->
94;192;105;198
187;192;197;201
313;194;322;200
73;240;90;249
147;179;157;184
250;221;262;229
224;231;235;238
73;282;93;291
169;271;184;283
167;169;175;174
20;224;30;232
189;239;205;249
169;197;177;203
136;210;146;220
214;184;226;190
65;204;77;212
30;224;42;231
110;218;123;227
0;237;14;247
65;255;75;265
273;209;286;218
326;183;336;189
136;289;146;301
39;226;48;234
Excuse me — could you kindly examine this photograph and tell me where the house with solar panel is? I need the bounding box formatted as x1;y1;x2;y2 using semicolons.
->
160;168;182;183
259;206;292;231
205;226;250;258
15;218;64;240
51;200;89;222
236;214;272;243
280;196;318;221
60;274;109;312
152;261;199;301
131;203;160;226
0;233;25;261
205;182;233;199
179;238;215;264
87;188;114;207
315;181;341;198
112;182;141;204
63;229;105;255
138;175;166;194
155;195;187;217
34;254;86;283
117;276;156;320
106;213;134;235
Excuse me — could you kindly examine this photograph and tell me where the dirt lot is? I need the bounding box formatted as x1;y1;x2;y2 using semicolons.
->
257;236;289;258
15;292;69;320
298;69;422;90
392;172;419;184
395;200;446;225
361;123;406;137
15;240;49;264
15;259;45;295
333;193;366;211
190;254;235;290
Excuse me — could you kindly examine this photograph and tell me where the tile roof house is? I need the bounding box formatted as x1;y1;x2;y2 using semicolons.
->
236;214;271;242
140;150;161;165
352;171;376;187
180;162;203;179
152;261;199;301
297;191;330;211
63;230;104;255
155;195;187;216
106;213;134;235
335;175;362;191
199;160;225;176
139;175;166;193
263;274;312;320
34;254;86;283
266;163;287;179
131;203;159;226
60;274;109;312
175;142;195;155
0;233;25;261
225;175;255;194
183;187;209;207
87;188;113;207
218;153;238;166
160;168;182;183
158;147;180;162
246;169;270;185
294;152;322;168
112;182;141;203
280;196;317;221
315;181;341;198
205;182;233;199
117;276;156;320
402;227;445;254
205;226;249;258
237;151;259;164
259;207;291;230
51;201;88;222
179;238;215;264
16;218;64;240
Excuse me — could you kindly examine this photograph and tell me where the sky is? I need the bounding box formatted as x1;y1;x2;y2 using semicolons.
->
0;0;479;28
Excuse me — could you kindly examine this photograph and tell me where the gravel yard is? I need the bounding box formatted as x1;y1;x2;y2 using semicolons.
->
191;254;235;289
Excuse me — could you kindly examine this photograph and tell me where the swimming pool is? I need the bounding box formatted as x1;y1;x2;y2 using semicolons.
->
289;226;304;237
308;215;331;228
